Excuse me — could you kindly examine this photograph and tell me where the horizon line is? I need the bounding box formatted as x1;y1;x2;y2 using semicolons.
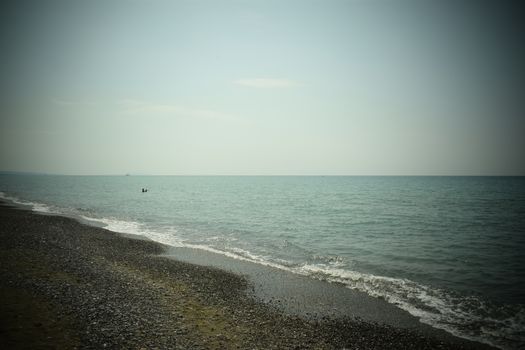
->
1;171;524;177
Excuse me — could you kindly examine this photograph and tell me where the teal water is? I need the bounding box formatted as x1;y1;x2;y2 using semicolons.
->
1;175;524;349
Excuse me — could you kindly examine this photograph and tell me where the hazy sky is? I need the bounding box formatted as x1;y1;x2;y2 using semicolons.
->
1;0;524;175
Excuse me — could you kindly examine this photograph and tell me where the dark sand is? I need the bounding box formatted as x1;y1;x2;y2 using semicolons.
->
0;203;493;349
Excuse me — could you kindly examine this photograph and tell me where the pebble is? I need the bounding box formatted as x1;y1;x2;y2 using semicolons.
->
0;203;493;350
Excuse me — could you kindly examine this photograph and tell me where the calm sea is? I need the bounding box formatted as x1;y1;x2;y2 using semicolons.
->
1;175;524;349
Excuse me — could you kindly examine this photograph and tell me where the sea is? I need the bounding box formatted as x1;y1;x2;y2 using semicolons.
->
1;175;524;349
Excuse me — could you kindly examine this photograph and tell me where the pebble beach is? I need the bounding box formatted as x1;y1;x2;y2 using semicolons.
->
0;202;493;349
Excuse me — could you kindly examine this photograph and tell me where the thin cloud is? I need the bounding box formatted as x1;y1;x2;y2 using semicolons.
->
234;78;302;88
117;99;241;123
51;98;95;106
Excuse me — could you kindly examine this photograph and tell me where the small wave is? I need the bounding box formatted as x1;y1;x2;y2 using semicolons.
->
204;235;238;243
0;191;53;213
170;243;291;272
293;264;522;350
81;216;187;248
0;190;521;349
311;254;348;268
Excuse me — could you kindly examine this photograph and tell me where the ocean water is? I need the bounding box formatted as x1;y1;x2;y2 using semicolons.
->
1;175;524;349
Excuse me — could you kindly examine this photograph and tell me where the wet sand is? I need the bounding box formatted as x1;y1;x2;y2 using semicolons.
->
163;247;473;338
0;202;493;349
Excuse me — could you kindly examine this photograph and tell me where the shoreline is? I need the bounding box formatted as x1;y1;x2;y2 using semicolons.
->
0;202;494;349
162;247;472;337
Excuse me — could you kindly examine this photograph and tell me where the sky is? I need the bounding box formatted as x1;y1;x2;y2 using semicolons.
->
1;0;524;175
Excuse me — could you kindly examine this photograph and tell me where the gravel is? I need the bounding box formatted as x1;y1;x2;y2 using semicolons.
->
0;203;493;349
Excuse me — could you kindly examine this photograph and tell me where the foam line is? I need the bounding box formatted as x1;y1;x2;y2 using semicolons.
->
0;191;520;349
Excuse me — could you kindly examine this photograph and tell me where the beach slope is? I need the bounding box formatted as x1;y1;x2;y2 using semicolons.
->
0;203;491;349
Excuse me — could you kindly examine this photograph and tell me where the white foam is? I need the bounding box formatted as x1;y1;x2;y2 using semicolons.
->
0;191;53;213
0;190;519;349
148;239;515;348
289;263;519;350
169;243;290;272
85;216;188;248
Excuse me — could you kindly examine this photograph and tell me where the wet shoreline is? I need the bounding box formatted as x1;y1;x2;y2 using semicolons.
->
0;202;494;349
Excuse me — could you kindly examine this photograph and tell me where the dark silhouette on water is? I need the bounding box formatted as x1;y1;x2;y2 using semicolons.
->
141;188;148;193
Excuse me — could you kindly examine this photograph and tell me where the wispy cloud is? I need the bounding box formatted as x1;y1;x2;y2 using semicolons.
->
51;98;95;106
234;78;302;88
117;99;240;123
